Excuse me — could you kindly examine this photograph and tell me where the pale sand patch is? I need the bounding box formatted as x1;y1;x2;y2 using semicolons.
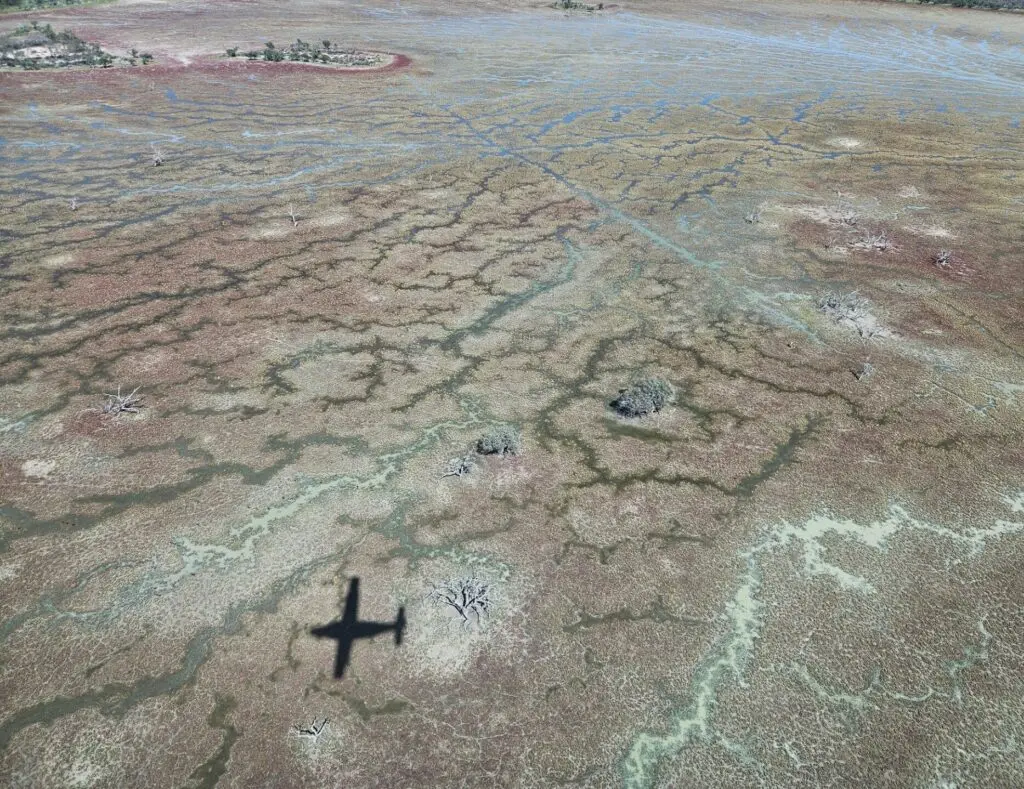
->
63;757;107;789
790;204;859;225
253;227;290;239
401;585;494;679
898;185;922;198
309;213;350;228
189;390;268;412
42;252;74;269
22;458;56;479
992;381;1024;406
826;136;863;149
166;47;217;66
0;561;21;582
902;223;956;239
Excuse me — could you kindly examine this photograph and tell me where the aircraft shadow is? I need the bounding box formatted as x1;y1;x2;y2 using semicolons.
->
310;577;406;679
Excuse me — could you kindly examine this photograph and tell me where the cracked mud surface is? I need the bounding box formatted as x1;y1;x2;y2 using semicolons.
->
1;0;1023;786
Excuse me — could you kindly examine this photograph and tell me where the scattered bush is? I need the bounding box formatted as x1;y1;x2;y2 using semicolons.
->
475;425;522;456
225;47;238;57
611;376;674;418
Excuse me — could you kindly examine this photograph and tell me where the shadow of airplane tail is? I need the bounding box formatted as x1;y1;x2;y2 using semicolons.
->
395;606;406;646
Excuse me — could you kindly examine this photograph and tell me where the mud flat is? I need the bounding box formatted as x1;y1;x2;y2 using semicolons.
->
1;0;1023;787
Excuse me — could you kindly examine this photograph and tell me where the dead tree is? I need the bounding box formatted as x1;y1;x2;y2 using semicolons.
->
428;578;491;625
101;386;143;416
442;454;474;479
294;718;328;738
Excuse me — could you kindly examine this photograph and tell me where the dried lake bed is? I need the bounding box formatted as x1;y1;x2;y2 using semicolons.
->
1;0;1023;786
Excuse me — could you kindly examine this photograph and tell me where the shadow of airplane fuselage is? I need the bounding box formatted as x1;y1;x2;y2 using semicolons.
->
311;578;406;678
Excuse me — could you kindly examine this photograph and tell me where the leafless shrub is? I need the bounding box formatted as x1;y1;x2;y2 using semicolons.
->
932;249;954;269
151;144;163;166
293;718;328;739
819;292;884;339
288;203;299;227
744;209;760;224
101;386;143;416
442;454;475;479
69;197;78;211
428;578;491;625
853;361;875;381
830;191;858;226
851;229;894;252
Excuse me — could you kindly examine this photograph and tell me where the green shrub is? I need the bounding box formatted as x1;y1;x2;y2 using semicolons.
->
476;425;522;456
611;376;674;418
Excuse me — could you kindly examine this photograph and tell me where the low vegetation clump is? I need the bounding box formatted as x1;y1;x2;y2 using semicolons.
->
909;0;1023;8
475;425;522;456
0;22;150;69
611;376;674;418
1;0;98;10
554;0;605;10
233;39;388;68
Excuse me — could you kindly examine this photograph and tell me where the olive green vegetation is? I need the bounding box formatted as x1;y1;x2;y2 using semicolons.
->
1;0;114;12
0;21;151;68
553;0;604;10
476;425;523;457
894;0;1022;8
234;39;384;67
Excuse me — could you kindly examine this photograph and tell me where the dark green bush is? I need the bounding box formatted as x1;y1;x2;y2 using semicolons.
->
611;377;674;418
476;425;523;456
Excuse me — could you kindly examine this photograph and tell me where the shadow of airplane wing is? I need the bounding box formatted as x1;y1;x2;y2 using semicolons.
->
333;636;354;679
395;606;406;646
310;623;335;640
342;577;360;623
